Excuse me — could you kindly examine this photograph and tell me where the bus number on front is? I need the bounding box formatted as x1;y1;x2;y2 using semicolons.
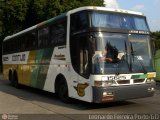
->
102;76;127;81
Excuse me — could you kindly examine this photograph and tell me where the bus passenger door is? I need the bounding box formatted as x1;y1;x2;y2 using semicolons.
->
70;35;92;102
78;37;92;102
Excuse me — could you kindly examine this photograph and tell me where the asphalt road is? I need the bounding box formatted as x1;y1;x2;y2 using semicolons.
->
0;75;160;120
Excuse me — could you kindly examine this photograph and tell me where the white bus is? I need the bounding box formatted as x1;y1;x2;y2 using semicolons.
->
2;6;156;103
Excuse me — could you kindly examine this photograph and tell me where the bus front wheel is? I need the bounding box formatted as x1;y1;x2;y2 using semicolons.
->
56;78;71;103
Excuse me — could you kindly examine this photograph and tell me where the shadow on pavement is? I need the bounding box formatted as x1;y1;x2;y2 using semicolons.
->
0;78;140;111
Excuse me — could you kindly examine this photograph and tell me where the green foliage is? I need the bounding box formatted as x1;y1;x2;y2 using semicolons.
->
32;0;47;20
151;31;160;51
60;0;81;13
45;0;64;19
5;0;28;21
0;9;2;34
151;31;160;40
1;0;29;36
82;0;104;6
31;0;104;22
0;0;104;39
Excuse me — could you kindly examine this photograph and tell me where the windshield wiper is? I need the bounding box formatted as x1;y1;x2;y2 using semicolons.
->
125;41;132;73
130;43;147;74
114;41;130;75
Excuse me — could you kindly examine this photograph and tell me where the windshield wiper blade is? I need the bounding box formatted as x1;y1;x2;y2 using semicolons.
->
137;58;147;74
114;41;130;75
125;41;132;72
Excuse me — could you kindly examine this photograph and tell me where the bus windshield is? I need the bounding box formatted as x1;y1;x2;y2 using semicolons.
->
90;11;149;31
92;33;153;74
129;34;153;73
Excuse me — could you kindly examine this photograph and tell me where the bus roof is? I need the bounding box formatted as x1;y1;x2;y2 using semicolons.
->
4;6;144;41
68;6;144;16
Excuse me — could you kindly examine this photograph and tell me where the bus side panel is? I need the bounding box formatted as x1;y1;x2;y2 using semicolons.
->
3;64;9;80
8;48;54;89
28;50;37;87
43;47;66;93
15;51;35;85
3;64;16;80
2;51;29;83
30;49;44;88
22;48;53;89
35;48;53;89
18;64;26;85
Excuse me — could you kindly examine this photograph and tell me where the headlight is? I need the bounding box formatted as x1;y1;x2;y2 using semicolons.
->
146;78;155;83
148;87;155;92
94;80;115;87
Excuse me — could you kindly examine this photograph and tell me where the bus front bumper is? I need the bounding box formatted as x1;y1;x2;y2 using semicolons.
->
92;83;155;103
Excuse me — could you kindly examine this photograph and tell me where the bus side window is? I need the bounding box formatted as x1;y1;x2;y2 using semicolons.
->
50;19;67;46
38;27;49;48
79;37;89;76
32;31;38;48
70;11;88;34
26;33;31;49
26;31;38;50
11;38;18;53
21;36;26;51
3;42;5;54
70;35;89;78
15;38;20;52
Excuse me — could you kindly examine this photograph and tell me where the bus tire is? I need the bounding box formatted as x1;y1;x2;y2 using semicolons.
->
55;76;71;103
13;71;19;88
9;70;14;86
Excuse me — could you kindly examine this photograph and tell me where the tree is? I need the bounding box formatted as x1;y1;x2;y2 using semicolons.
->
151;31;160;51
82;0;104;6
1;0;104;36
31;0;104;23
1;0;29;36
0;0;5;38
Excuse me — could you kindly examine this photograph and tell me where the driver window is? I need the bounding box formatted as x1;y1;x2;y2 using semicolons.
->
79;36;89;76
70;35;89;78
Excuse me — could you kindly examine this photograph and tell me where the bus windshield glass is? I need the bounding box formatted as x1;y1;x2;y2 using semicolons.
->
92;33;153;74
129;34;153;73
90;11;149;31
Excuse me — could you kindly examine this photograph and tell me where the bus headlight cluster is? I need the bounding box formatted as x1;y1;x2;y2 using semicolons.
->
146;78;155;83
94;80;115;87
102;92;114;102
148;87;155;92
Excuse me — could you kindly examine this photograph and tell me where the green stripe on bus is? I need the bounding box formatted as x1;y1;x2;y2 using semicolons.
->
131;74;147;79
37;48;53;89
30;48;53;89
30;49;44;88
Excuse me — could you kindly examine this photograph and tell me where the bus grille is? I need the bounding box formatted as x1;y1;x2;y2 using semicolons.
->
117;80;130;84
116;79;145;85
134;79;145;83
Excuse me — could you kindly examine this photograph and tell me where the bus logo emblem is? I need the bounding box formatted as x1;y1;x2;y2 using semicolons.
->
74;83;89;97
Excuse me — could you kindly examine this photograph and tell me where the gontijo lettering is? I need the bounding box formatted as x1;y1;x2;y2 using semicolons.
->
12;54;26;61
